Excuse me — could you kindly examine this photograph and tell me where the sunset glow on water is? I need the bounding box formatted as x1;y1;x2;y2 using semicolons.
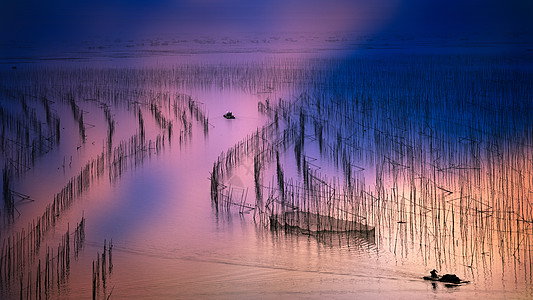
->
1;1;533;299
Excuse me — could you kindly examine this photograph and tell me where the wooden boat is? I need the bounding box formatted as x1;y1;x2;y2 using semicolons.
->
423;274;469;285
223;112;235;119
269;211;375;235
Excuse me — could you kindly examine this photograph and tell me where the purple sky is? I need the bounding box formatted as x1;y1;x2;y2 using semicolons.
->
1;0;532;46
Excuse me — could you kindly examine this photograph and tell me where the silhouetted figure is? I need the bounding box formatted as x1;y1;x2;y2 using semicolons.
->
430;269;438;278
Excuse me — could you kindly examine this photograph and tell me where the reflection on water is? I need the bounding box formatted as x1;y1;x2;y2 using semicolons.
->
0;48;532;299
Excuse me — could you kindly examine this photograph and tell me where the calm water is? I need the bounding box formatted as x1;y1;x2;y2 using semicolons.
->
1;37;533;299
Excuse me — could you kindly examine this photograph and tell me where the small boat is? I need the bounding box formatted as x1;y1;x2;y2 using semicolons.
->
223;112;235;119
423;270;469;285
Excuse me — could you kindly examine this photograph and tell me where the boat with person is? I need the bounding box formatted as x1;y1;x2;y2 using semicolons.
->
423;269;469;286
223;111;235;119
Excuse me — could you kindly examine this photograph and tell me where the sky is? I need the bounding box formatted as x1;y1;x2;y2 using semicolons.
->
1;0;532;49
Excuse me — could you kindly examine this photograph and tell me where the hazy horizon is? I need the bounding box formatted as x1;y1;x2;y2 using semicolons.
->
2;0;532;47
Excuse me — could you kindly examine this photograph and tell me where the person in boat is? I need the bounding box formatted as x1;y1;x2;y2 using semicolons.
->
427;269;463;284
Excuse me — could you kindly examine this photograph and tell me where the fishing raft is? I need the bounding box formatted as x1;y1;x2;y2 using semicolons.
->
269;211;375;235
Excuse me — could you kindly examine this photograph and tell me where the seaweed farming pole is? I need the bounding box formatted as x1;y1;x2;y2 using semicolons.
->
92;239;114;300
1;92;189;291
0;145;107;285
254;154;263;205
210;162;221;207
0;92;62;179
138;108;145;141
2;165;14;221
6;215;84;299
73;214;86;258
